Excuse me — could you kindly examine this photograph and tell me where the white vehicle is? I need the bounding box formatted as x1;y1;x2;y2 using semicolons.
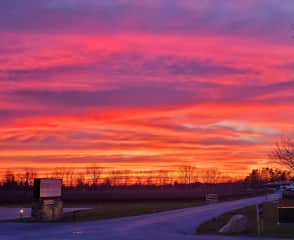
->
284;185;294;191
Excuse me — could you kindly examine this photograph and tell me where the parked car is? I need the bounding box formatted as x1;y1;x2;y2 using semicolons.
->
285;185;294;191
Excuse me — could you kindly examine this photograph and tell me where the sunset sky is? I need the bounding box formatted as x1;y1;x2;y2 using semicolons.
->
0;0;293;177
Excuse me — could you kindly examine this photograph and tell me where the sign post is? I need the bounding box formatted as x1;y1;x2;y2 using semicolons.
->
32;178;63;221
256;204;264;235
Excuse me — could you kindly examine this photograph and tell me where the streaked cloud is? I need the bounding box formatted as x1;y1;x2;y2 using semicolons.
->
0;0;293;176
210;121;280;136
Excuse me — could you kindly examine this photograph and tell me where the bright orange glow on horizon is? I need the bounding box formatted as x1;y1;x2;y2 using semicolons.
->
0;0;293;179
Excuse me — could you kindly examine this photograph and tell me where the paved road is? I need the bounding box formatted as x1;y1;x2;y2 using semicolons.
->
0;192;286;240
0;207;90;221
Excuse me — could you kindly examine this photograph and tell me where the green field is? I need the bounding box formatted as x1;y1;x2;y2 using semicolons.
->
197;198;294;238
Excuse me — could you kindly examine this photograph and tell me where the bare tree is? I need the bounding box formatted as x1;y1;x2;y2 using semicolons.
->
202;168;221;184
52;167;65;180
86;165;103;187
76;170;86;188
4;170;16;185
64;169;75;187
157;169;170;185
109;170;123;186
145;170;155;186
271;137;294;171
23;168;37;186
121;170;131;186
178;164;197;184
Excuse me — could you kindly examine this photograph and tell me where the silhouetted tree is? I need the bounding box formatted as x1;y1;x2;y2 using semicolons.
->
86;165;103;187
179;165;197;184
64;169;75;187
22;168;37;186
245;168;291;186
271;137;294;171
202;168;221;184
4;171;17;186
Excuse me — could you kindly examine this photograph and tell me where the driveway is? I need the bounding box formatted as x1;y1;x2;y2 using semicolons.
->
0;192;287;240
0;207;90;221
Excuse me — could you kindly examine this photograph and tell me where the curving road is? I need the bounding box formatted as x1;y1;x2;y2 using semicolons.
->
0;192;287;240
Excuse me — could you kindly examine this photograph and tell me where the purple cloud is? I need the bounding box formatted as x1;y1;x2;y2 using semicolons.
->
0;0;292;43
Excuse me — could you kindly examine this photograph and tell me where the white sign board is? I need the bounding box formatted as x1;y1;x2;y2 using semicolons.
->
40;179;62;198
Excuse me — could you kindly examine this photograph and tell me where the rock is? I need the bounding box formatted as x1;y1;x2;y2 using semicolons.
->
218;214;249;233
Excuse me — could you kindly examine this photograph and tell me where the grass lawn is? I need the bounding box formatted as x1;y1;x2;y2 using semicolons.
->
197;198;294;238
61;201;204;222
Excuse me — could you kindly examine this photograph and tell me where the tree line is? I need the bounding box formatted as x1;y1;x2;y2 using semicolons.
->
1;165;292;190
244;168;292;186
0;165;229;189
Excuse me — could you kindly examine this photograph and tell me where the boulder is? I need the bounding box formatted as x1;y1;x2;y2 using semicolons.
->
219;214;249;233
